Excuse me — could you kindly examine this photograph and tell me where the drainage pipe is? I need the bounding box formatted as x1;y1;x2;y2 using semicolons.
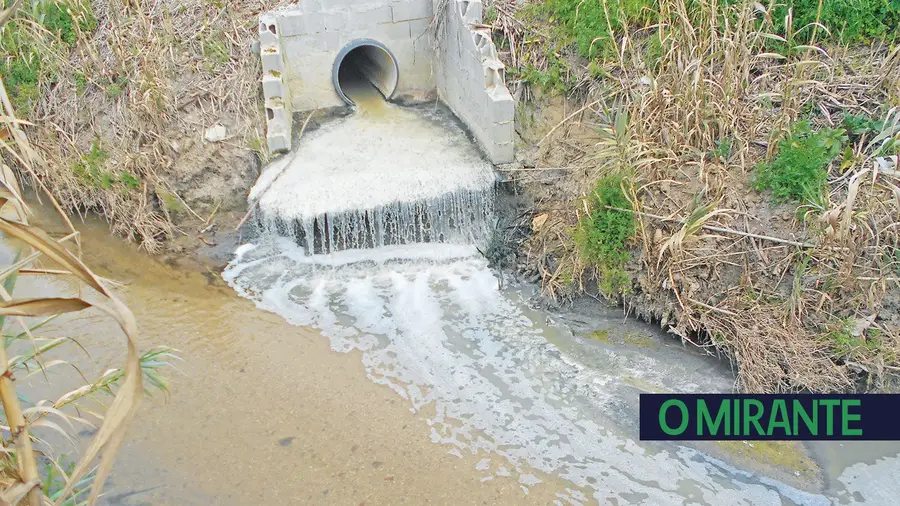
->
333;40;399;105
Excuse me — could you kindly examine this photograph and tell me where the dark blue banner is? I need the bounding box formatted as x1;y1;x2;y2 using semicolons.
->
639;394;900;441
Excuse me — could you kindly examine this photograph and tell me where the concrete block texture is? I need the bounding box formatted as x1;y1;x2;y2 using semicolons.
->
299;0;322;12
279;12;325;36
434;0;515;164
324;12;346;31
261;48;284;73
265;100;290;125
408;17;431;38
376;21;411;41
492;121;514;144
259;30;278;47
267;132;291;154
392;0;433;21
262;74;285;100
348;5;393;30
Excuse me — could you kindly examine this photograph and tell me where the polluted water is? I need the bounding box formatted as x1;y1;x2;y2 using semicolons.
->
224;78;900;504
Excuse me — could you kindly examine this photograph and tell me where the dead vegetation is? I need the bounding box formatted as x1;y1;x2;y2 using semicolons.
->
490;0;900;392
1;66;178;504
3;0;280;252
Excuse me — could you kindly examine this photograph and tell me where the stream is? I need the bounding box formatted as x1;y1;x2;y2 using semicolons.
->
2;83;898;504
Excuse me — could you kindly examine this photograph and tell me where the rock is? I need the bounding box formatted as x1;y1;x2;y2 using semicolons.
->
532;213;549;231
781;212;792;221
204;124;228;143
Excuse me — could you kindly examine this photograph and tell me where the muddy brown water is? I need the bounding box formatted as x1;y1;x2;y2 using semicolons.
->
2;208;899;505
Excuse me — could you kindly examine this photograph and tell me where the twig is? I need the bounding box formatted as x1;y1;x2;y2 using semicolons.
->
687;298;739;316
538;99;601;145
605;206;821;249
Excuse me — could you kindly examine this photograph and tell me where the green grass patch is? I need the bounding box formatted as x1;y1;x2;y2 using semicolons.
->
542;0;657;59
574;174;636;295
753;121;846;206
771;0;900;44
511;48;578;95
71;139;140;190
821;318;895;362
0;0;97;115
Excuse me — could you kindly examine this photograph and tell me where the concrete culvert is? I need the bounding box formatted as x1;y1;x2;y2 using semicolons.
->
333;40;399;105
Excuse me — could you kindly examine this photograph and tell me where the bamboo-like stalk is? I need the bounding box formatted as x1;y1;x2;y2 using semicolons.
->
0;343;42;506
0;257;42;506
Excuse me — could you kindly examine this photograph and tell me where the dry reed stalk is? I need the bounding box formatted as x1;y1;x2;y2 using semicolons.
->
2;34;145;502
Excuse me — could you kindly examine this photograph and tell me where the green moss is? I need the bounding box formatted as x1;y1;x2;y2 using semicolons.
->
624;331;656;348
38;0;98;45
715;441;817;478
587;328;611;342
573;174;636;296
516;50;578;95
203;36;231;68
821;318;891;360
159;192;185;213
73;70;88;93
105;77;127;98
753;121;846;207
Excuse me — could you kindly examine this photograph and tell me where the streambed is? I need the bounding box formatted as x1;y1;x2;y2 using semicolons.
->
2;209;898;505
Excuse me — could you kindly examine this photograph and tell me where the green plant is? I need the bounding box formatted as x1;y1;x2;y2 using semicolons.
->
105;78;125;98
574;174;636;295
822;318;888;360
37;0;97;45
770;0;900;44
519;50;578;94
74;70;88;92
203;37;231;66
0;1;98;115
753;121;846;206
159;191;185;213
542;0;658;58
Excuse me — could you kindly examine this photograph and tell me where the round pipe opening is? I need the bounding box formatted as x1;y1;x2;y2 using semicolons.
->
333;40;399;106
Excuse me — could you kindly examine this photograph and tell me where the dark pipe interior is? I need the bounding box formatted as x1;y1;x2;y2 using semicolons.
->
334;43;398;105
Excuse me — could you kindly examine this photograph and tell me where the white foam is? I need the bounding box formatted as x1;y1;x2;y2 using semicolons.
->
251;105;496;221
224;239;837;505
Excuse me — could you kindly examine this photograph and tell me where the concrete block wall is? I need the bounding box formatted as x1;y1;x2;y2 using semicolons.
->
433;0;515;164
259;13;293;154
258;0;516;164
270;0;436;112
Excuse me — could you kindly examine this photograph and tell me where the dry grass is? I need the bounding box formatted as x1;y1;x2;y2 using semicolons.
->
9;0;281;252
511;0;900;392
1;6;179;501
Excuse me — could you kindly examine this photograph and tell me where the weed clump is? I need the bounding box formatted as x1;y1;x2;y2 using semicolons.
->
0;0;97;114
543;0;657;58
574;174;636;295
771;0;900;44
72;139;140;191
753;121;846;206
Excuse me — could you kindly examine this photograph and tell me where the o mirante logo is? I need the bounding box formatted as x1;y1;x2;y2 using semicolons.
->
639;394;898;441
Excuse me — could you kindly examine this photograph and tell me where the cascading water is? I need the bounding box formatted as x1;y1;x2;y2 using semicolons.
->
224;83;899;504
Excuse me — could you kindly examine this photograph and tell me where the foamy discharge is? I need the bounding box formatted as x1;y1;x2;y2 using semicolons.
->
224;239;835;505
251;105;496;221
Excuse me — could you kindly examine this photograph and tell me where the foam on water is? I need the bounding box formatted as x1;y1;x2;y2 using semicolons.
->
231;91;897;504
224;240;850;505
252;105;496;221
